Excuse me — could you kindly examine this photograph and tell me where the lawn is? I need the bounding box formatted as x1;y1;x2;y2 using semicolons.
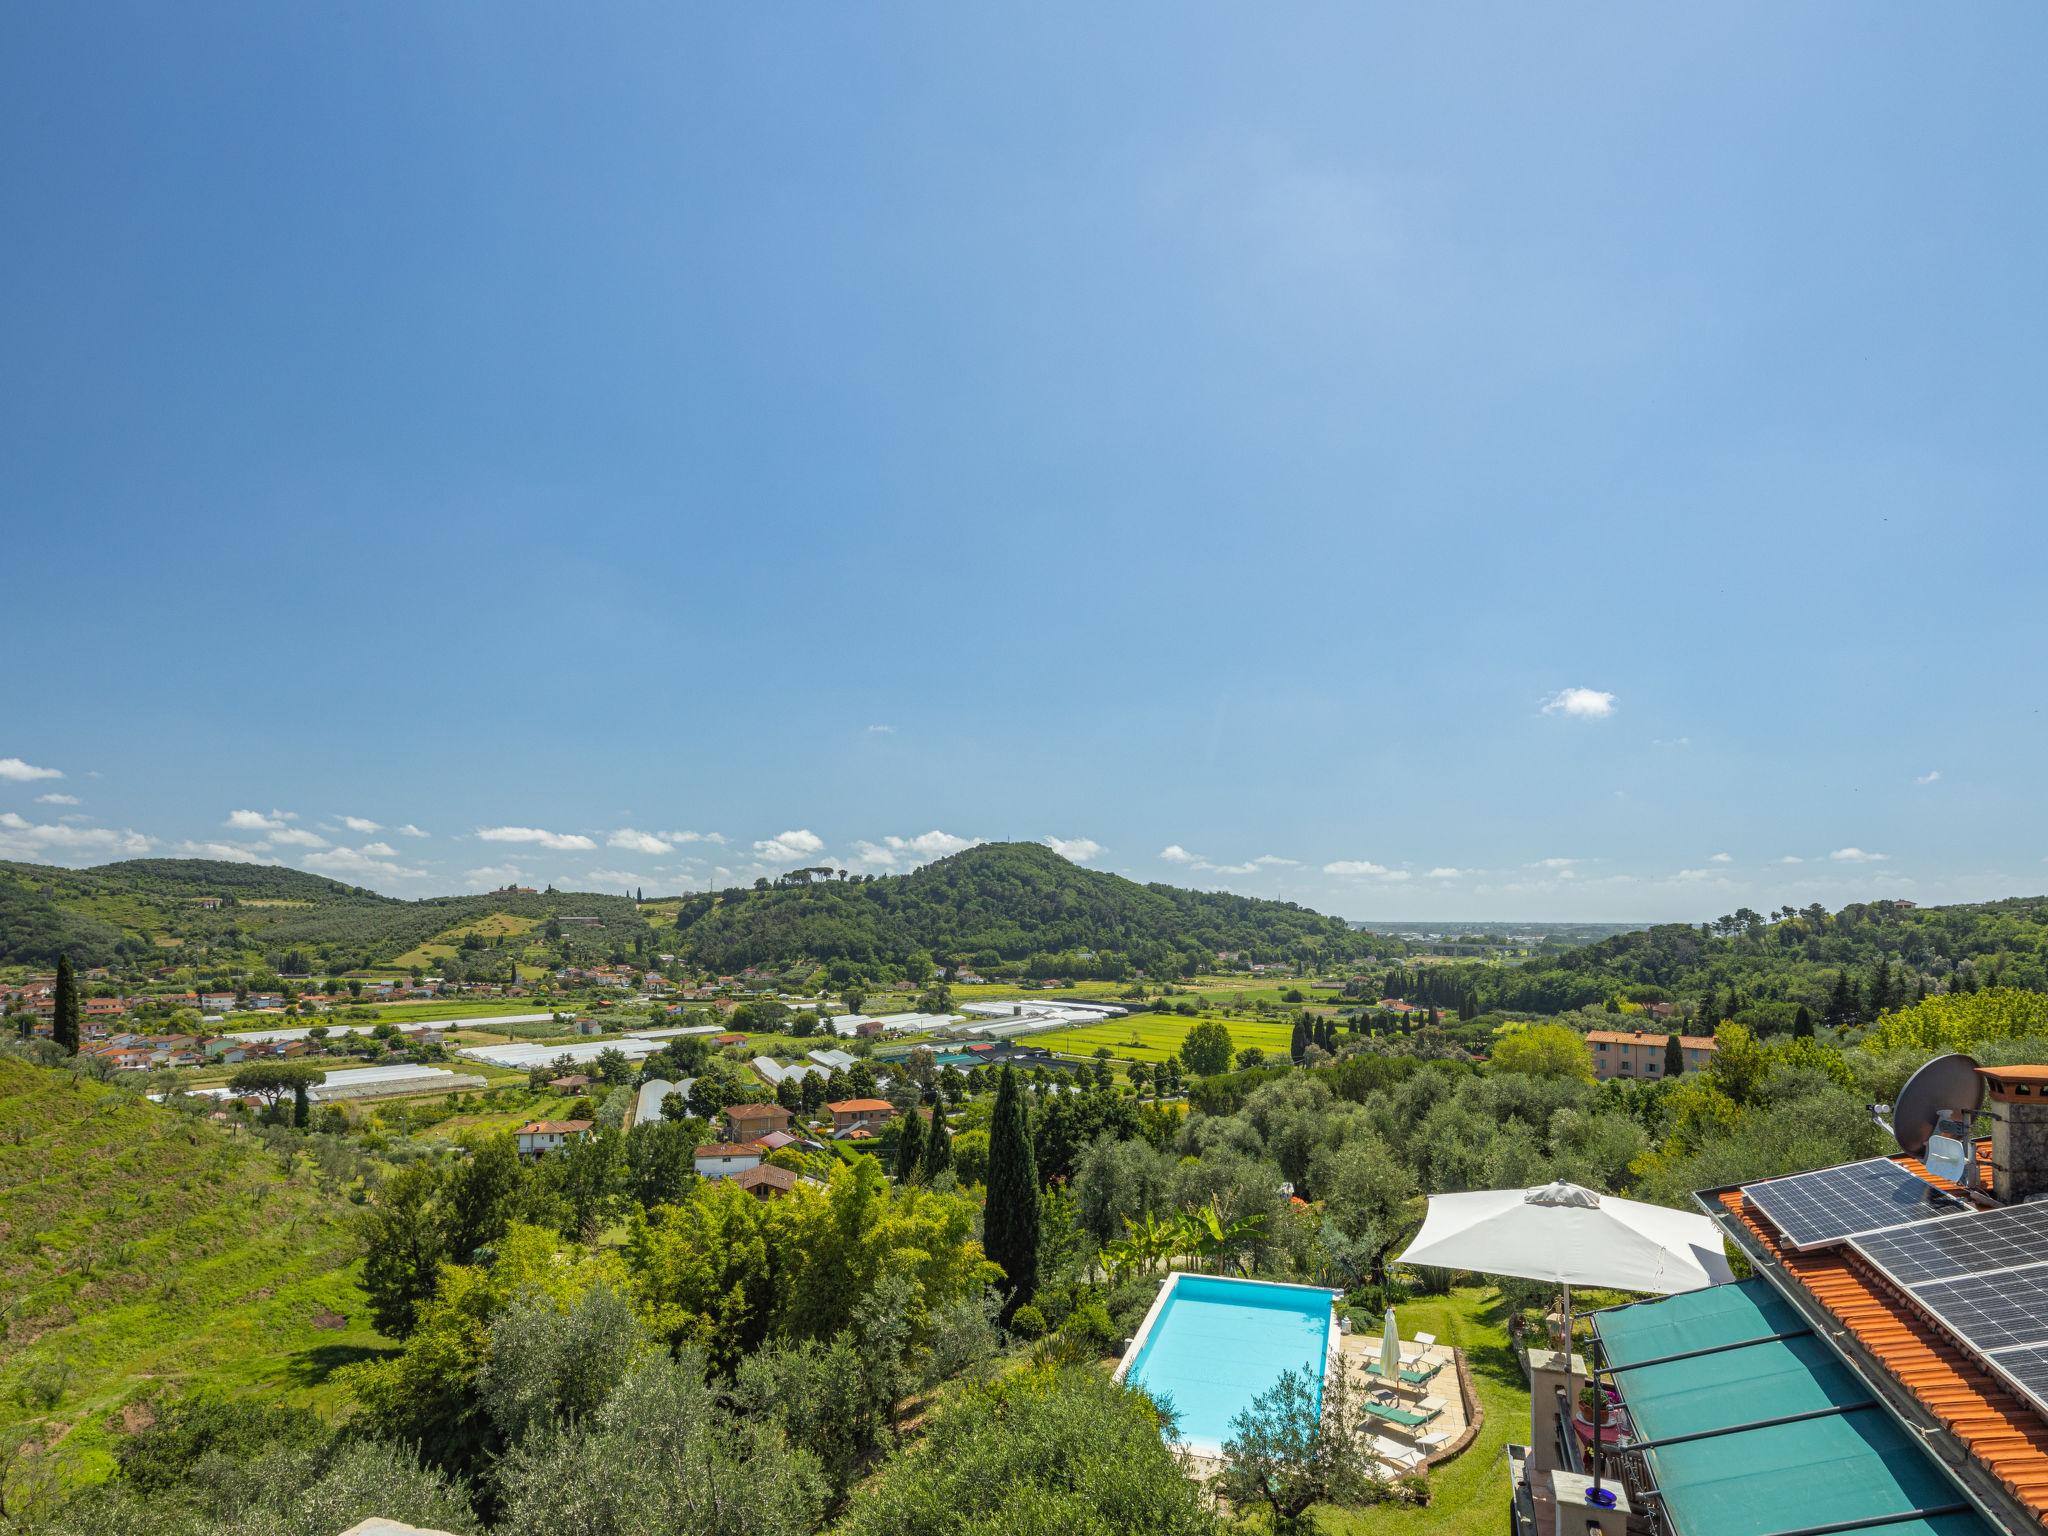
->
1313;1285;1526;1536
1034;1010;1295;1064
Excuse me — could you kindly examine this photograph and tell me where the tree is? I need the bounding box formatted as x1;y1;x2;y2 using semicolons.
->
360;1160;448;1339
227;1061;326;1113
444;1134;525;1261
983;1065;1040;1314
1664;1032;1685;1076
1489;1023;1595;1081
921;1103;953;1180
1289;1015;1308;1063
892;1108;927;1182
625;1117;698;1210
51;955;79;1054
1218;1364;1380;1533
1178;1020;1234;1077
836;1365;1212;1536
1792;1004;1814;1039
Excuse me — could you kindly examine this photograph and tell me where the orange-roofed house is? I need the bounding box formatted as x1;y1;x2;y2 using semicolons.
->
514;1119;593;1157
827;1097;894;1135
1586;1029;1716;1082
693;1141;765;1179
721;1102;793;1144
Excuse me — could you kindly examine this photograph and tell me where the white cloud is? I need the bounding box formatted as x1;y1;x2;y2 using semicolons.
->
396;823;430;839
174;839;265;864
1915;770;1942;786
583;867;647;888
1159;844;1199;864
1541;687;1617;720
1254;854;1299;867
1652;736;1691;748
608;828;673;855
1043;836;1102;864
338;814;382;833
266;827;329;849
866;724;895;734
464;863;527;889
35;792;80;805
478;825;597;851
1829;847;1889;863
361;841;397;857
754;828;826;864
1532;857;1580;870
0;812;153;857
304;845;427;880
1779;855;1805;865
660;830;723;845
225;808;297;832
0;757;63;782
893;830;974;859
1324;858;1405;878
1426;867;1465;879
1158;845;1296;877
1709;852;1733;863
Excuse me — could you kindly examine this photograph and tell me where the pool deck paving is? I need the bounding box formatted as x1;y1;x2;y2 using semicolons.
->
1336;1332;1468;1474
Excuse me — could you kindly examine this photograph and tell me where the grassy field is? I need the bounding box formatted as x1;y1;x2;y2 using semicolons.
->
1315;1286;1524;1536
389;911;541;970
0;1059;381;1483
1034;1010;1296;1063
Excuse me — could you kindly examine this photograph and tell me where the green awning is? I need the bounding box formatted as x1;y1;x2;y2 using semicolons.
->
1595;1279;1994;1536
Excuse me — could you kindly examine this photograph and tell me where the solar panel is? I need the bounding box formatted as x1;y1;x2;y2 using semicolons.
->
1853;1200;2048;1285
1985;1343;2048;1416
1907;1263;2048;1353
1744;1157;1970;1249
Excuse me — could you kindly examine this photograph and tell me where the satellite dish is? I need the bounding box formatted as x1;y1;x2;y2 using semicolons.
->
1884;1052;1985;1157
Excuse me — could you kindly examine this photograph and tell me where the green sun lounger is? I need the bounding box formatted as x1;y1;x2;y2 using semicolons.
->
1362;1397;1440;1429
1363;1358;1443;1386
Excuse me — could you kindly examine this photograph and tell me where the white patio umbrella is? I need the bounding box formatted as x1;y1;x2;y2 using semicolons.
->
1396;1181;1732;1504
1396;1179;1732;1310
1380;1306;1401;1385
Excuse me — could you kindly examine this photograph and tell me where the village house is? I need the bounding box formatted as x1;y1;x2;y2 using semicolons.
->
693;1141;765;1179
731;1164;804;1201
1586;1028;1718;1081
721;1102;793;1143
513;1119;593;1157
826;1097;895;1136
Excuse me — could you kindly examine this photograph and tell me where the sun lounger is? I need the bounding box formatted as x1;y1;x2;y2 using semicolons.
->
1361;1397;1440;1429
1363;1356;1443;1386
1399;1330;1437;1367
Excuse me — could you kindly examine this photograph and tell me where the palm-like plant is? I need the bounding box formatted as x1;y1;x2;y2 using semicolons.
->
1187;1197;1266;1276
1120;1211;1181;1275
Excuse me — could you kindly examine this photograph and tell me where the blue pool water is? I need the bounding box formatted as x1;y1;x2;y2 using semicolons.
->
1121;1274;1333;1452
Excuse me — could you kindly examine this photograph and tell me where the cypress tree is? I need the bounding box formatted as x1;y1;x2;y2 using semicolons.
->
922;1100;953;1180
984;1064;1040;1314
1664;1033;1685;1077
52;955;80;1054
1793;1004;1814;1038
892;1107;926;1182
1289;1016;1309;1063
292;1080;311;1129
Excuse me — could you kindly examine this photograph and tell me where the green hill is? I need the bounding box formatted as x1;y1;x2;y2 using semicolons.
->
1394;896;2048;1027
671;840;1396;978
0;1057;378;1479
0;859;649;976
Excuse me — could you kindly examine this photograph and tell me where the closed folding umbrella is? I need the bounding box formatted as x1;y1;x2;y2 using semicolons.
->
1380;1307;1401;1386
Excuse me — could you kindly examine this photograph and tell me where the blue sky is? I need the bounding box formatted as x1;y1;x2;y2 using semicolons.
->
3;4;2045;921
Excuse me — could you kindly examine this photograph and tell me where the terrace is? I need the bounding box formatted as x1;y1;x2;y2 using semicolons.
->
1508;1057;2048;1536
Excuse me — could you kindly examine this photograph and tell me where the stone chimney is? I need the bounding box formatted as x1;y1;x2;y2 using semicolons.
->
1978;1066;2048;1205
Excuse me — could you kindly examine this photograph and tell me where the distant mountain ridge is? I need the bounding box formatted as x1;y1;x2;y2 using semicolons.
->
669;840;1394;977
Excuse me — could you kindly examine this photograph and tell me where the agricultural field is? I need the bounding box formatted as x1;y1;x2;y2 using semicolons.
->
1034;1009;1295;1064
0;1059;378;1484
388;911;541;970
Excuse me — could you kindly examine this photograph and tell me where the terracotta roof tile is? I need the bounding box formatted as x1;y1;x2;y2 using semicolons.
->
1726;1161;2048;1523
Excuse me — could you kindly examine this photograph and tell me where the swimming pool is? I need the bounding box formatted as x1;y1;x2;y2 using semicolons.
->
1115;1272;1338;1454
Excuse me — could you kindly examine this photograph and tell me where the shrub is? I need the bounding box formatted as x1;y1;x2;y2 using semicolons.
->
1007;1303;1046;1339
